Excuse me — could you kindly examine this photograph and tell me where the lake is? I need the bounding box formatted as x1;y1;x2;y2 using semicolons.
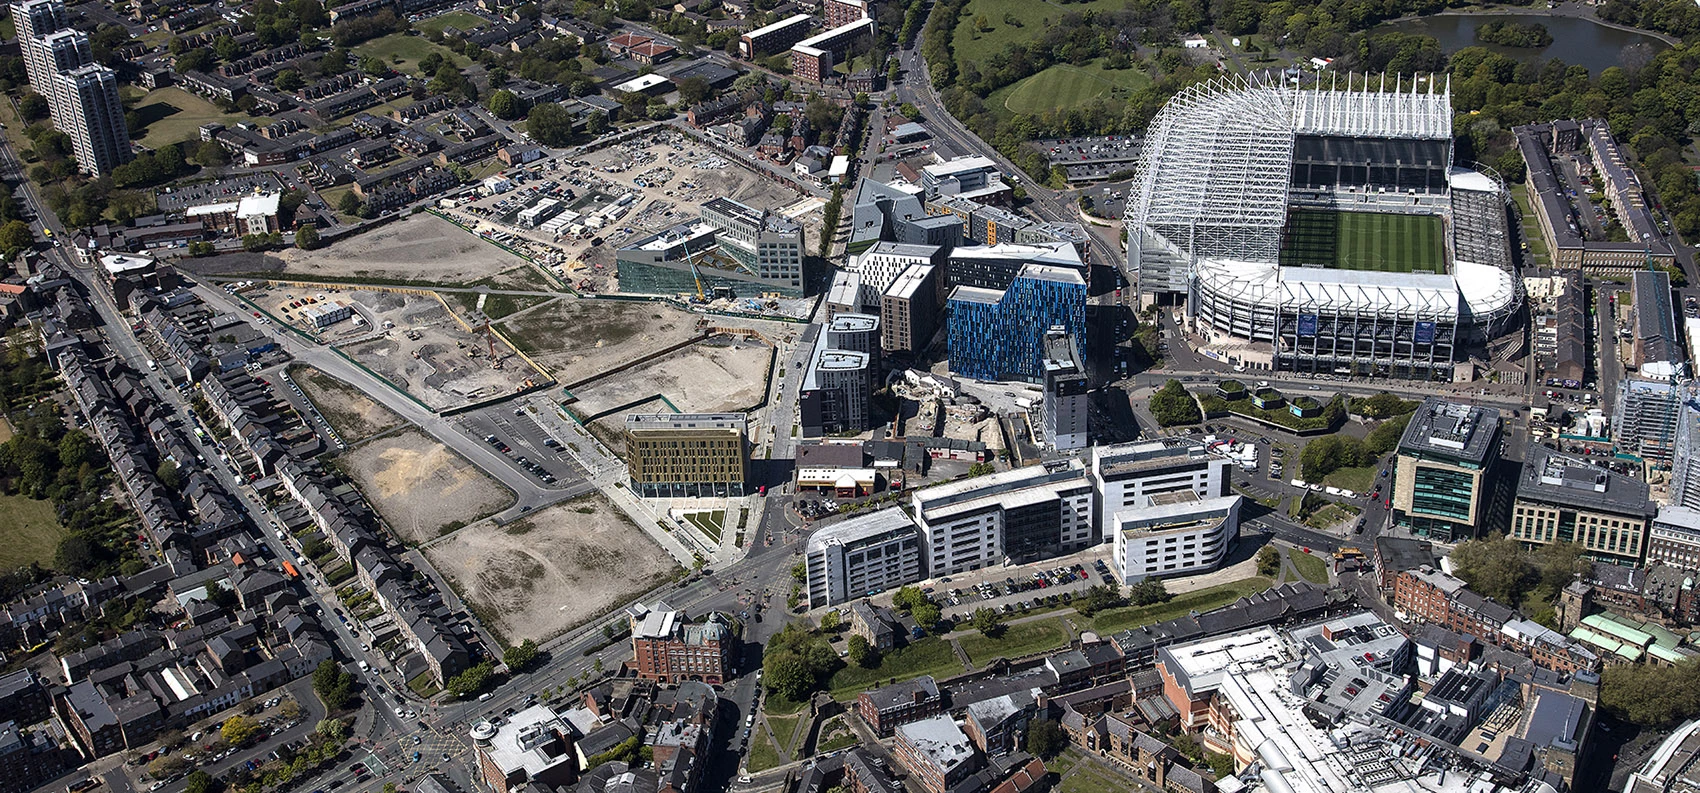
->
1373;13;1668;73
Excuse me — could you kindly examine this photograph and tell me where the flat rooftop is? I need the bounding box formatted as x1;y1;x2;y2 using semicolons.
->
1398;398;1499;464
625;413;746;432
1516;443;1652;519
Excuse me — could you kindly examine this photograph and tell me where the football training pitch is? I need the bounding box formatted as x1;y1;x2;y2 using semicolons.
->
1279;210;1445;273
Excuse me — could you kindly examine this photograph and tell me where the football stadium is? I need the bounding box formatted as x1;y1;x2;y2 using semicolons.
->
1125;73;1521;380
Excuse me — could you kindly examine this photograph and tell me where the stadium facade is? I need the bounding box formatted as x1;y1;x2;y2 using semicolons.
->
1125;73;1521;380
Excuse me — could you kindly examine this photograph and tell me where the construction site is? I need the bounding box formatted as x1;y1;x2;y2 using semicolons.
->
332;289;549;412
440;127;822;297
566;335;775;457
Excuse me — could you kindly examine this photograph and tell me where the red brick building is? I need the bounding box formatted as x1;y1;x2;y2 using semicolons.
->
629;603;734;685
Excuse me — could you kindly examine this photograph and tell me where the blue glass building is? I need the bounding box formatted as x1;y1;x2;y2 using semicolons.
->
946;264;1086;383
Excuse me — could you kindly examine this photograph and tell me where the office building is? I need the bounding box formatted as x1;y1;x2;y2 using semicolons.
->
880;263;939;355
946;264;1085;384
805;507;926;608
699;197;804;288
893;716;982;793
15;0;131;175
629;602;733;685
1090;442;1231;538
848;179;963;255
1393;399;1503;542
920;156;1006;202
1110;493;1241;583
623;413;748;497
945;242;1084;291
1510;444;1654;565
1615;378;1681;465
738;13;812;59
789;18;875;82
1649;505;1700;573
911;461;1093;574
800;314;880;437
471;705;580;793
1040;330;1089;451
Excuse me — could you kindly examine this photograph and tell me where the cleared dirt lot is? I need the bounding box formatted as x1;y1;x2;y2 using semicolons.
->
275;214;528;284
501;298;702;385
342;428;513;542
337;290;546;410
575;341;769;458
425;495;680;642
289;365;403;438
572;340;771;416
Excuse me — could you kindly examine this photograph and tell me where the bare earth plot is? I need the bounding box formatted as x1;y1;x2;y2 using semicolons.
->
337;291;545;410
274;214;527;284
502;298;702;385
574;341;770;456
342;427;513;543
289;365;403;438
425;495;680;642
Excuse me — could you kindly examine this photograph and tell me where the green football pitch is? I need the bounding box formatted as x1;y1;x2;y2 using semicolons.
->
1278;210;1446;273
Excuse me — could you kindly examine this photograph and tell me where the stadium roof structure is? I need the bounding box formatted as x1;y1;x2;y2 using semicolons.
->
1128;72;1452;266
1127;72;1520;334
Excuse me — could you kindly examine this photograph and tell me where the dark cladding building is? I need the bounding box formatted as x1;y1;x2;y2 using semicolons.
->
1393;399;1504;542
1510;443;1654;565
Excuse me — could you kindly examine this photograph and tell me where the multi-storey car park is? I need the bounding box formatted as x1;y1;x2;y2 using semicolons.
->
1125;73;1521;380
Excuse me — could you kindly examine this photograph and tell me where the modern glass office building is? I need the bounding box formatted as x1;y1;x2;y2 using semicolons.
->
945;264;1085;383
1393;399;1504;541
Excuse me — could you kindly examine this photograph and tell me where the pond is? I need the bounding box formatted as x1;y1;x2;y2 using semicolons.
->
1373;13;1668;73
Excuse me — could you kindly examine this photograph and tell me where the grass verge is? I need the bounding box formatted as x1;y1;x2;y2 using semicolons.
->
746;729;783;772
1089;577;1273;634
827;636;965;700
957;617;1070;666
1288;548;1330;585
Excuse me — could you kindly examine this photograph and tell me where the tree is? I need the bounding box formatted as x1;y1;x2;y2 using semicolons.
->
155;459;181;489
504;639;540;671
898;102;921;119
526;102;575;147
1071;585;1126;617
1256;546;1280;577
316;718;348;741
0;220;33;256
891;585;926;613
336;192;362;215
1601;659;1700;728
17;92;47;121
966;462;995;477
295;224;320;250
1130;579;1171;606
184;770;216;793
1449;534;1534;606
1299;435;1372;482
446;661;497;698
912;601;941;629
1149;379;1202;426
312;659;355;710
221;714;262;746
486;89;523;120
969;607;1003;638
273;69;305;91
1026;719;1066;759
819;610;842;632
846;633;875;667
762;622;838;700
676;75;712;104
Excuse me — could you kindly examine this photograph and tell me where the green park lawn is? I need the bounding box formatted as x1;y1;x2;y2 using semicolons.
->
1288;548;1330;585
827;636;965;700
130;87;270;149
745;729;783;772
1001;61;1153;114
1322;464;1377;494
958;617;1071;665
415;11;488;35
1051;749;1136;793
356;33;468;77
0;493;67;571
1089;577;1273;633
952;0;1135;66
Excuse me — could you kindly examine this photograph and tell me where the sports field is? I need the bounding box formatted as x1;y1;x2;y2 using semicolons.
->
1279;210;1445;273
1002;62;1152;114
